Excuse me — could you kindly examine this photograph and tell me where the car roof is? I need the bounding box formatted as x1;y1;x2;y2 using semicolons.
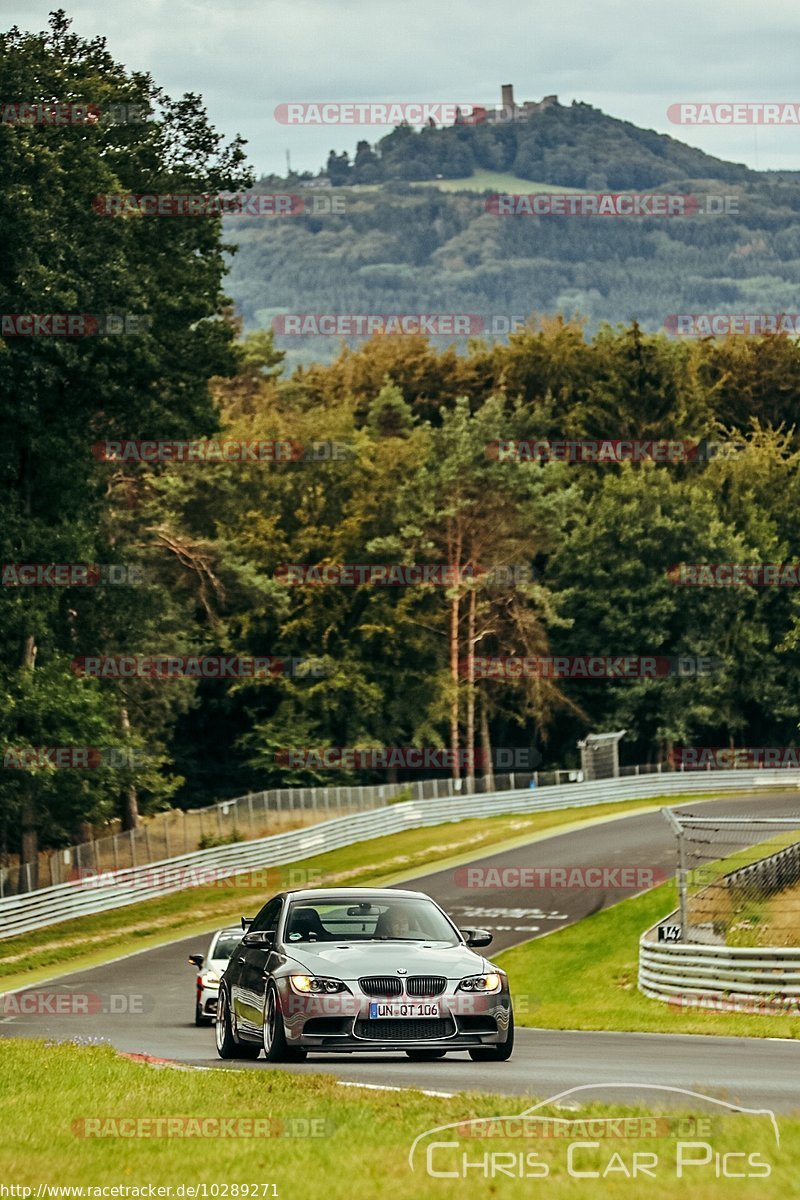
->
283;887;429;902
211;926;244;938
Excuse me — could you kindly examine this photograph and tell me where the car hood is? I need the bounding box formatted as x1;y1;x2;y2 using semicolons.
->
281;941;490;979
206;958;230;974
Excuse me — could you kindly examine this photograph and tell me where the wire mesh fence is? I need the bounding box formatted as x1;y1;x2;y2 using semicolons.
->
1;785;380;897
2;767;587;896
664;810;800;946
0;756;757;898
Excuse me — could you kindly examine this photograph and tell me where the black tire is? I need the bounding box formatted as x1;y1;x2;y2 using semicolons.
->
405;1049;447;1060
262;984;307;1063
468;1012;514;1062
215;989;261;1060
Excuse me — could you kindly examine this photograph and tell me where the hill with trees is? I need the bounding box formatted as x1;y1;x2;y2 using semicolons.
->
324;100;758;188
227;104;800;370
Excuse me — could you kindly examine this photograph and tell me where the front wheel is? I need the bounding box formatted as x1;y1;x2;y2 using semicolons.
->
468;1012;514;1061
263;984;307;1063
215;989;260;1059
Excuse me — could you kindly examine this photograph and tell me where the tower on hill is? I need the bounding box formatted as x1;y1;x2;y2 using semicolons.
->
490;84;559;124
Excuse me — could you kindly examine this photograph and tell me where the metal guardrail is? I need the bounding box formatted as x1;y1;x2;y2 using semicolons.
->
2;766;798;941
639;935;800;1005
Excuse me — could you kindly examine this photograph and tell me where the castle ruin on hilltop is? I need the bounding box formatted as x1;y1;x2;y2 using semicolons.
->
468;84;559;125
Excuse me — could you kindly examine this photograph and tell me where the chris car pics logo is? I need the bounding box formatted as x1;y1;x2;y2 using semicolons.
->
408;1085;778;1181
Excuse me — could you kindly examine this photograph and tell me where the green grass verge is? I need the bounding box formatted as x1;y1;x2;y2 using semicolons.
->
409;170;585;193
496;879;800;1039
317;173;585;195
0;1039;794;1196
0;792;734;991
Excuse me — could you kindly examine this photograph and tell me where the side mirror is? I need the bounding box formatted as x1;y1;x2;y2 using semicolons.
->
462;928;493;948
241;916;253;930
188;954;204;968
242;929;275;948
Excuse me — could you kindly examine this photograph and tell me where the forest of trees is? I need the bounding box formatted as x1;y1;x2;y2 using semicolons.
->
3;16;800;873
229;171;800;371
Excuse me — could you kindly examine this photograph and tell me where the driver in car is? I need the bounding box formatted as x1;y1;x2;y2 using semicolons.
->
377;908;415;938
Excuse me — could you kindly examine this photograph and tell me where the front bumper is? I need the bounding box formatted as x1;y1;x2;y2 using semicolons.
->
276;980;512;1052
198;985;219;1018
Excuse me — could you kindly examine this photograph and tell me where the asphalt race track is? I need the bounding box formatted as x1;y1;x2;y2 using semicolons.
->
3;792;800;1111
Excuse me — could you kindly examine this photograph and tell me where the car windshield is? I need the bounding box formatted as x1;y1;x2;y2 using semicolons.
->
210;931;242;961
284;898;459;944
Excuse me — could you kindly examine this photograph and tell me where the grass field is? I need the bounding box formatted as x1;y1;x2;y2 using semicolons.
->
318;173;586;195
0;1039;794;1197
409;170;585;194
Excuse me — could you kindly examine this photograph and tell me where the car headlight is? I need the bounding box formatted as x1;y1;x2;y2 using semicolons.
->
456;972;502;993
289;975;350;995
201;970;221;986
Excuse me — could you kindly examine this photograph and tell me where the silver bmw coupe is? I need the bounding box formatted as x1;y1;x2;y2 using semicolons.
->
215;887;514;1062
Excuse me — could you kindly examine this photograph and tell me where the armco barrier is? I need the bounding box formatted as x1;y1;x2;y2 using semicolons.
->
2;767;798;940
639;933;800;1007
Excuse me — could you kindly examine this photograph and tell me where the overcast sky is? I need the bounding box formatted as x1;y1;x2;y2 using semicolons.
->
4;0;800;177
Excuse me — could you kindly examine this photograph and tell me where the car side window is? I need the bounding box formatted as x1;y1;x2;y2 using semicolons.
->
249;897;282;933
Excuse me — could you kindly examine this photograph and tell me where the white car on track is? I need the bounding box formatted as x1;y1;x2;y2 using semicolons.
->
188;926;243;1026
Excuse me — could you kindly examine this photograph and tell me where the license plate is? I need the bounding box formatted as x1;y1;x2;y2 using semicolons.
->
368;1001;440;1019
